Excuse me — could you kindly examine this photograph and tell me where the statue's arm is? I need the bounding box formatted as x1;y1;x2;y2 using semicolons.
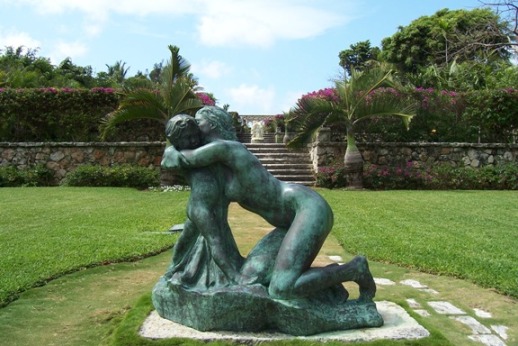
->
161;145;187;170
179;142;230;168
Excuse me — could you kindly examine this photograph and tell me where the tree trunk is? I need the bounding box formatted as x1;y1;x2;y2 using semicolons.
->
343;130;364;189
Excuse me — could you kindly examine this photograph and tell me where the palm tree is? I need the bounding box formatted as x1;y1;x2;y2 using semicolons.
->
101;45;203;139
105;60;130;84
288;65;416;189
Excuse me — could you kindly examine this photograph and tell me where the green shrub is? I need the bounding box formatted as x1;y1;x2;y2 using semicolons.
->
315;162;347;189
62;164;159;189
0;164;53;187
0;87;165;142
363;162;432;190
352;88;518;143
463;89;518;143
429;163;518;190
361;162;518;190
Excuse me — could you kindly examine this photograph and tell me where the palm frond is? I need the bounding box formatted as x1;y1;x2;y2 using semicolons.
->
352;91;417;128
287;97;342;147
100;89;167;139
162;78;202;115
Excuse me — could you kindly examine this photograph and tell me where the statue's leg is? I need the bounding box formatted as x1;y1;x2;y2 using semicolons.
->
268;208;332;299
165;220;198;278
240;228;286;285
336;256;376;302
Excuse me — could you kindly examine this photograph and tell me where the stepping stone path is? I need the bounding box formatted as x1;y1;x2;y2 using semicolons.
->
329;256;510;346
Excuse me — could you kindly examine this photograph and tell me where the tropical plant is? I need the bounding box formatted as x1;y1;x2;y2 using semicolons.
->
100;45;203;139
287;65;416;189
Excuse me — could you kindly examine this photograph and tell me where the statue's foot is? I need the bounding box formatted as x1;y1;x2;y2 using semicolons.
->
352;256;376;303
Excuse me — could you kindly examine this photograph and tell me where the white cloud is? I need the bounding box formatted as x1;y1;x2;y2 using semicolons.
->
12;0;350;48
192;60;232;79
196;0;350;48
227;84;276;114
49;40;88;64
0;28;41;50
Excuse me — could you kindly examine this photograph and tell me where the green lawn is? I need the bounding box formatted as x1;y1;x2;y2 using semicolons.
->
319;189;518;298
0;187;187;306
1;187;516;308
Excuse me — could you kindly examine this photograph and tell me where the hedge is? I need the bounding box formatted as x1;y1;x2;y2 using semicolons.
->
0;87;164;142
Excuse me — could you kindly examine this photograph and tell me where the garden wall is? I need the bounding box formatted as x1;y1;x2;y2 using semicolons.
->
2;140;517;185
0;142;164;183
311;140;518;171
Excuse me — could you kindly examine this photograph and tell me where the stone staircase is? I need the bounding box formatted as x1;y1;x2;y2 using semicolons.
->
245;143;315;186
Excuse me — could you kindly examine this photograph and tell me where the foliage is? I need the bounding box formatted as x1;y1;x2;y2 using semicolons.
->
196;92;216;106
352;87;518;143
0;87;120;141
338;40;381;76
288;65;416;188
101;45;203;140
62;164;159;189
315;161;347;189
273;113;286;132
0;164;53;187
359;162;518;190
380;8;512;74
288;67;416;147
361;162;431;190
0;47;96;88
463;88;518;142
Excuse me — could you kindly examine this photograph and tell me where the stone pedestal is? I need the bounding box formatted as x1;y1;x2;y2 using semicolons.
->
152;277;383;336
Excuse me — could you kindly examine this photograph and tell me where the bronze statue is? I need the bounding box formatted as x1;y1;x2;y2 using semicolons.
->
153;106;382;335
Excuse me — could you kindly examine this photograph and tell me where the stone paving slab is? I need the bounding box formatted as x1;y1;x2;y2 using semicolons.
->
139;300;430;343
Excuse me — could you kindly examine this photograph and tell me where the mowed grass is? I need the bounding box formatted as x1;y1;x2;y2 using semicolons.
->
1;187;517;309
319;189;518;298
0;187;187;306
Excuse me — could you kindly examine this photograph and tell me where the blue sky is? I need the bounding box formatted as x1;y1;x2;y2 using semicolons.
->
0;0;486;115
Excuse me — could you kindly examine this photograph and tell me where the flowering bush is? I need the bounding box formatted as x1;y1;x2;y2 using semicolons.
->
196;92;216;106
362;162;518;190
300;88;339;103
0;87;120;141
363;162;433;190
274;114;285;132
315;161;347;189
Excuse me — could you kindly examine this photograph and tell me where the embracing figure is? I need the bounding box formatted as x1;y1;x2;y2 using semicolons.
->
162;106;376;301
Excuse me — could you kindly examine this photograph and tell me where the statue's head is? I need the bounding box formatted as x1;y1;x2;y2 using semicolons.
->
195;106;237;141
165;114;201;149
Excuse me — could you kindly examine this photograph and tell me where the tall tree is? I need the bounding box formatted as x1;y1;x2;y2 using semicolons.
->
105;60;130;84
480;1;518;55
338;40;380;76
381;8;511;74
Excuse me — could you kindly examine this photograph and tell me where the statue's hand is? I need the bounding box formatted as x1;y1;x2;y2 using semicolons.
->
161;146;183;170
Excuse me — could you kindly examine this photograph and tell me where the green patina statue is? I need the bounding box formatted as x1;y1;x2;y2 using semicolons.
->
152;106;383;336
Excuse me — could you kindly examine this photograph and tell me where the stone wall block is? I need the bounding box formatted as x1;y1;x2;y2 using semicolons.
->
50;151;65;162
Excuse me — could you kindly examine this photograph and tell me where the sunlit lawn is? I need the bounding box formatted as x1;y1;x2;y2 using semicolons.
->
0;187;516;308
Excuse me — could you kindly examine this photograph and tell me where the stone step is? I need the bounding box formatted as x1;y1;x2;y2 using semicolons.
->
262;163;313;170
244;143;315;185
256;158;311;165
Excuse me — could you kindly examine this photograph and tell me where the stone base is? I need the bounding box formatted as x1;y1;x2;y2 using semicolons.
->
251;138;265;143
152;277;383;336
140;301;429;342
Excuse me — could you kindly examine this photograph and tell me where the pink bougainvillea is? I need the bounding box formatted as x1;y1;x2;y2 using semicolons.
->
300;88;339;103
196;92;216;106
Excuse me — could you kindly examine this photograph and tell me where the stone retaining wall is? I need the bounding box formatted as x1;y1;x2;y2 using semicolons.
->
2;141;517;184
0;142;165;183
311;141;518;171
